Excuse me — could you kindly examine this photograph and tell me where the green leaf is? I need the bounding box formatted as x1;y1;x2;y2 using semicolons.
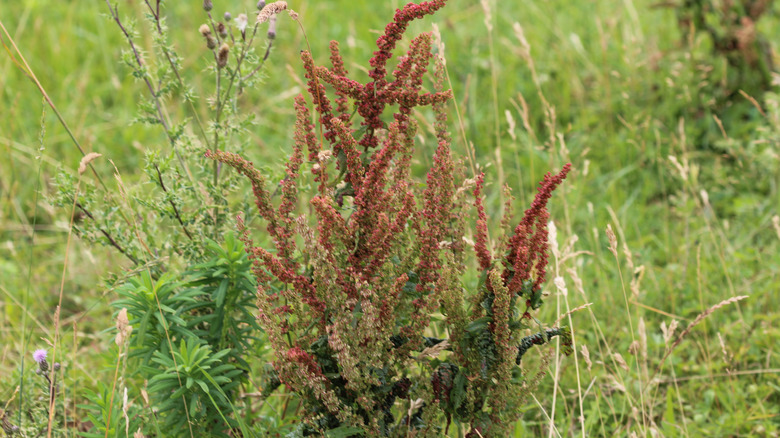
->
664;386;675;426
451;371;468;411
465;316;492;333
325;426;365;437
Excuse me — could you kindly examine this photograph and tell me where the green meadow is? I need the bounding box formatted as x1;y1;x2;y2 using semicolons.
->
1;0;778;436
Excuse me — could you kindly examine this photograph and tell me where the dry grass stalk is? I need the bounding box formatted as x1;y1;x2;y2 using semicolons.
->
668;155;689;181
580;344;592;372
669;295;748;353
660;319;679;345
651;295;749;387
606;224;617;256
613;352;629;372
78;152;102;175
407;398;424;420
431;23;446;65
416;339;449;361
554;302;592;327
115;308;133;346
567;268;585;297
630;266;645;299
637;317;647;363
257;1;287;23
622;242;634;271
738;89;767;117
717;333;732;375
553;276;567;296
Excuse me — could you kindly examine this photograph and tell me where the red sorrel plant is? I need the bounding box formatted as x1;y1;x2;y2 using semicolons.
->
209;1;573;435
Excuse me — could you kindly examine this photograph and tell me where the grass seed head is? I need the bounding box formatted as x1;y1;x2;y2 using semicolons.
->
257;1;287;24
78;152;102;175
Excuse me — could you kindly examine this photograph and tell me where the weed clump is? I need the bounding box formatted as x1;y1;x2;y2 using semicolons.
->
210;1;573;435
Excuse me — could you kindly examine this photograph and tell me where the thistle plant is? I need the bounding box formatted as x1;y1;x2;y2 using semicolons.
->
46;1;286;435
0;350;65;437
209;1;574;435
52;0;285;266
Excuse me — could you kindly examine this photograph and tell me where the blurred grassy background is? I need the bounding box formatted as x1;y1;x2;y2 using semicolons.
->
2;0;779;435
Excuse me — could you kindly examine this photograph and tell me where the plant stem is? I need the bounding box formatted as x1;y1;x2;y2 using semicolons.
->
142;0;212;150
104;1;193;182
154;164;194;240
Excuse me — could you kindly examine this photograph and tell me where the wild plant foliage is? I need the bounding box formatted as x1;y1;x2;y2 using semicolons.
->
0;352;66;437
104;234;258;436
676;0;774;98
52;0;281;266
209;1;573;435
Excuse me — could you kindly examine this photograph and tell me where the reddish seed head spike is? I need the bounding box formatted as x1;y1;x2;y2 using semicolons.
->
474;172;492;271
504;163;572;294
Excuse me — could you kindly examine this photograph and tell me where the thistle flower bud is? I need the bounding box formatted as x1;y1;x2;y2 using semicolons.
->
53;362;61;371
33;349;48;372
200;24;218;49
217;22;228;38
236;13;248;35
224;12;232;21
267;15;277;40
217;43;230;68
203;0;213;12
257;1;266;10
2;414;15;434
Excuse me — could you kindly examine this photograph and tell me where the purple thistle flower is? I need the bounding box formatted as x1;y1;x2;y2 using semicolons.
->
33;349;47;364
33;348;49;372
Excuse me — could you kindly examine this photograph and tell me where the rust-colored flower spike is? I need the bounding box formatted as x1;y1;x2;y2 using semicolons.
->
329;41;351;121
416;116;455;290
257;1;287;23
293;94;327;192
300;51;337;143
473;172;492;271
309;0;450;150
206;149;324;314
504;163;571;296
370;0;447;82
391;32;435;115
